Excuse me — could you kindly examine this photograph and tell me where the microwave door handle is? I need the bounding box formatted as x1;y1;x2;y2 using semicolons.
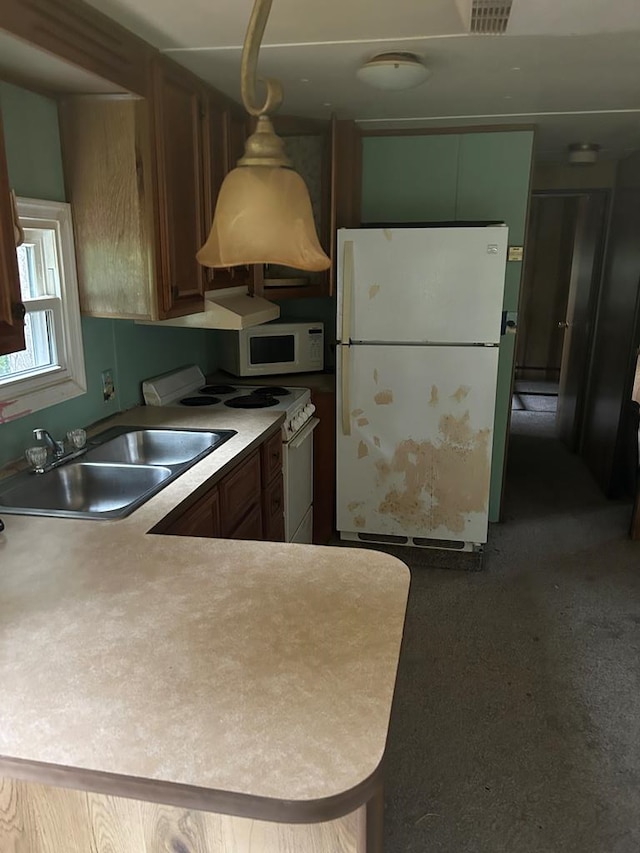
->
341;345;351;436
341;240;354;344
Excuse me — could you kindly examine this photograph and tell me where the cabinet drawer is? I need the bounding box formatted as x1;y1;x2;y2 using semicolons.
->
261;431;283;485
262;474;285;542
229;502;263;541
220;451;261;536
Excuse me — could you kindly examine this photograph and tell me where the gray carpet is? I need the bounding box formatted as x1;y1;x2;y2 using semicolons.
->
511;392;558;413
380;411;640;852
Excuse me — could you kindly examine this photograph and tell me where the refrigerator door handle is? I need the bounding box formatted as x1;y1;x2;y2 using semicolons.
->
341;345;351;435
341;240;354;344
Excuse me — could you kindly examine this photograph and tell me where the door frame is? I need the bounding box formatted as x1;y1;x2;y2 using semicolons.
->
513;187;610;450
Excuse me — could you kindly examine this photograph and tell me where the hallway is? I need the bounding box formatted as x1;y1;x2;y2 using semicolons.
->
382;411;640;853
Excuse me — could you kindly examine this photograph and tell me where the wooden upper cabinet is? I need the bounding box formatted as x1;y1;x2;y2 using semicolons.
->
150;58;207;318
329;117;362;295
201;99;256;292
59;62;212;320
0;108;25;357
0;0;150;94
250;116;362;301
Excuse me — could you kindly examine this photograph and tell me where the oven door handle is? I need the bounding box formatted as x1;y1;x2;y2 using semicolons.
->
287;416;319;450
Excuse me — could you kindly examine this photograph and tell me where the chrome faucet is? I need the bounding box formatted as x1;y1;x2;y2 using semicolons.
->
33;428;65;458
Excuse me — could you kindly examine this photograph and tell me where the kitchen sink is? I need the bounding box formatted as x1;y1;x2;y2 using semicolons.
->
0;426;237;520
0;462;173;519
86;428;224;466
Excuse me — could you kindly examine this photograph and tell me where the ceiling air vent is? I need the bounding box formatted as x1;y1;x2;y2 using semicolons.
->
470;0;513;34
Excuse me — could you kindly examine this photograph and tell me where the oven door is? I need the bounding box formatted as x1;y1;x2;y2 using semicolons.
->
283;417;319;543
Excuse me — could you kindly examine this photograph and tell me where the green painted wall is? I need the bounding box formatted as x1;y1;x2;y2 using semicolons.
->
361;130;534;522
0;82;219;466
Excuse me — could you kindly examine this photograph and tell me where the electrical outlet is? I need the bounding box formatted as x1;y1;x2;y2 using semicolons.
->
102;369;115;402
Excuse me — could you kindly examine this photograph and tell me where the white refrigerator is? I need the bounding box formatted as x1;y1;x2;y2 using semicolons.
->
336;225;508;549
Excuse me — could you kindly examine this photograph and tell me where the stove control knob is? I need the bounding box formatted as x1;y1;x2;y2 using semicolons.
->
306;403;316;416
292;416;302;431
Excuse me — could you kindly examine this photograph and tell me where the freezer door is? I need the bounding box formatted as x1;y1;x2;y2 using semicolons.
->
337;227;508;345
336;343;499;544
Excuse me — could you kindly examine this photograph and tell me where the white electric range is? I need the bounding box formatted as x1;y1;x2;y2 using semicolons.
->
142;366;318;543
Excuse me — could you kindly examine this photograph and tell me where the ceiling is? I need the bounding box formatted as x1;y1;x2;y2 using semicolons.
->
15;0;640;161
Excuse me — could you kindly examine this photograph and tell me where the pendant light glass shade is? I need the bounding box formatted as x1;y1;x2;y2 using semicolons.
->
197;164;330;271
195;0;331;274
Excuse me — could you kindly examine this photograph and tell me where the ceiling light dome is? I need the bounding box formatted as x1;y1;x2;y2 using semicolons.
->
568;143;601;165
357;52;430;91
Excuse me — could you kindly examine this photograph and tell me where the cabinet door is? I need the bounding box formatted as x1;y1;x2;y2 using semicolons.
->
329;118;362;296
262;474;285;542
0;109;25;357
152;58;207;319
202;99;252;290
59;97;155;320
257;124;332;301
164;487;221;538
229;502;263;541
261;430;283;485
219;451;262;536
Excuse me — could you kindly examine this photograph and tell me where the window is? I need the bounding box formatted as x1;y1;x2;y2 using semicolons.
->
0;199;86;417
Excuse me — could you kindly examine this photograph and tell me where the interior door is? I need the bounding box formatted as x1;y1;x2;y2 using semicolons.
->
337;227;508;345
556;193;608;449
336;342;499;544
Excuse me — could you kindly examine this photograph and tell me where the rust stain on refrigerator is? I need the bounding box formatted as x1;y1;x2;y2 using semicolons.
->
374;389;394;405
451;385;471;402
377;411;490;534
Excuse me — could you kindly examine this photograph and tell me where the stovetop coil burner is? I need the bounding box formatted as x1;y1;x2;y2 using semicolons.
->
180;396;221;406
224;395;279;409
250;386;291;398
200;384;237;395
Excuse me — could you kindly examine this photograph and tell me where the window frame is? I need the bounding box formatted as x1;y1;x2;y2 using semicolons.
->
0;198;86;416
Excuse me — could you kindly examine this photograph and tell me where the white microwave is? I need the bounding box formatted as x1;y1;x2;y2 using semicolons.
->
218;322;324;377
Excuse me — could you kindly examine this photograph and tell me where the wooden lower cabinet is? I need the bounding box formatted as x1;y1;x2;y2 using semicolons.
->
262;474;285;542
229;502;263;541
161;431;284;542
219;451;262;536
165;488;221;538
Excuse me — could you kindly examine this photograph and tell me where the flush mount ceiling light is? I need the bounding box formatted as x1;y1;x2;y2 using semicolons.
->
197;0;330;272
568;142;601;166
357;53;430;91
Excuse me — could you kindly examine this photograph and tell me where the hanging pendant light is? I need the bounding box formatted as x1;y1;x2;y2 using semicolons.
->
197;0;330;272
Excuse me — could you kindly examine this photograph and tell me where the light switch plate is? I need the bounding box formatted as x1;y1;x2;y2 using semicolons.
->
508;246;524;261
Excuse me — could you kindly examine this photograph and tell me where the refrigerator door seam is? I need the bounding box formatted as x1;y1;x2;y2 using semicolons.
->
349;340;501;347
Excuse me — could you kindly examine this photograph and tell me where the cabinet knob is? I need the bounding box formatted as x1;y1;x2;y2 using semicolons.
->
12;301;26;323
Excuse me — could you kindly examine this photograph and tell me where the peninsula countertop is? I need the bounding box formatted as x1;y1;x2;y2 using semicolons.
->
0;404;410;821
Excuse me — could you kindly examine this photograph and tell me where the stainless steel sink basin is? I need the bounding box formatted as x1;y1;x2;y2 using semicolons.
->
0;426;237;520
0;462;173;519
86;429;226;466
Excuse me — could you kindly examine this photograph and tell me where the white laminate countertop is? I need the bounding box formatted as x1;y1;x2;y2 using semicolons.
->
0;405;410;815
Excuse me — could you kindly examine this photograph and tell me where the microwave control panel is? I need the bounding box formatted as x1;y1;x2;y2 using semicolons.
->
308;328;323;364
